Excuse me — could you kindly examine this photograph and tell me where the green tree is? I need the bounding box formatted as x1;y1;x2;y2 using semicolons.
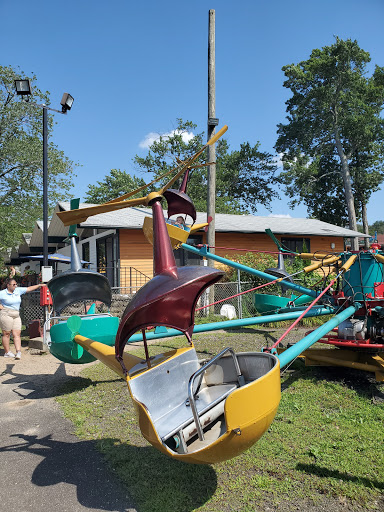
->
279;145;384;235
84;169;148;203
134;119;278;214
370;220;384;235
349;146;384;246
0;65;76;252
276;38;384;250
278;152;349;225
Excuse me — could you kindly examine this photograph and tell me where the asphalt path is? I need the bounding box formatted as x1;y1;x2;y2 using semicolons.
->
0;352;137;512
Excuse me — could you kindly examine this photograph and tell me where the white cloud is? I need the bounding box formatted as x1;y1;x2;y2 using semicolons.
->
139;129;194;149
268;213;292;218
274;153;285;168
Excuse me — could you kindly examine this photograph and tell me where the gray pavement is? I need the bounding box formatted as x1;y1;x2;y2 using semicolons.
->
0;352;137;512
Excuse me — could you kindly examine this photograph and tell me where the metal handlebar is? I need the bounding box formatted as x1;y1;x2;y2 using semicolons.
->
188;347;244;441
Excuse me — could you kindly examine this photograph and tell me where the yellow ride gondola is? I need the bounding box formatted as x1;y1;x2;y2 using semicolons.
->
73;333;281;464
143;216;209;249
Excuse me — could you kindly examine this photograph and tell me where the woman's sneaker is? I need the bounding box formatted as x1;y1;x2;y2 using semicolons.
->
15;351;21;360
4;352;15;358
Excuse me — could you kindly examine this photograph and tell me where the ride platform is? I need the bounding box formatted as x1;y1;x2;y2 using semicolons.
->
278;345;384;382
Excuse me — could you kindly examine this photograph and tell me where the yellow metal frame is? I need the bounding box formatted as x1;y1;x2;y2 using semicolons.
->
74;335;281;464
127;346;281;464
142;216;208;249
278;346;384;382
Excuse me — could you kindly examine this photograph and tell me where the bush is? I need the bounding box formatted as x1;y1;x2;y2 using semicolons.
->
223;252;285;295
222;251;334;296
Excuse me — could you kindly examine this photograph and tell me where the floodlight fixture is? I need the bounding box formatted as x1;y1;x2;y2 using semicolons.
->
60;92;74;113
14;79;32;96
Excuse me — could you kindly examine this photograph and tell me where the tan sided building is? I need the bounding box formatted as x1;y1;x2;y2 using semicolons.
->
11;202;367;292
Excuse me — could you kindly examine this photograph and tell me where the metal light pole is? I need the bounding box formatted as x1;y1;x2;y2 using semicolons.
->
43;106;49;268
14;81;74;275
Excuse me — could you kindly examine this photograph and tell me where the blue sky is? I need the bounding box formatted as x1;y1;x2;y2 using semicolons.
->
1;0;384;223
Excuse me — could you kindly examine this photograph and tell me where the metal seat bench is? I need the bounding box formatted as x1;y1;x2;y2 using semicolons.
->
128;347;245;453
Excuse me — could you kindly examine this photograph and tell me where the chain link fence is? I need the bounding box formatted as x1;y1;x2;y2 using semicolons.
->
20;281;260;330
20;291;43;328
195;281;257;319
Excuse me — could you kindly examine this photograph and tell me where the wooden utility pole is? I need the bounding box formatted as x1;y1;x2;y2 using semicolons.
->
207;9;217;260
207;9;218;311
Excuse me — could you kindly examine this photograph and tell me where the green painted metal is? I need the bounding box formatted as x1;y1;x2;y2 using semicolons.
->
341;252;383;301
182;243;319;298
254;293;311;314
254;294;293;314
50;315;119;364
265;228;284;251
277;304;358;368
291;294;313;306
67;198;80;238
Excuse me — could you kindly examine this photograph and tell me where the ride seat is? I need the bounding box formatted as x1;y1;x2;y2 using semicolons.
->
158;382;237;443
128;347;244;452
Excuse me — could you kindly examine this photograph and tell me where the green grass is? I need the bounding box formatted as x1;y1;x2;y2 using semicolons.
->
56;328;384;512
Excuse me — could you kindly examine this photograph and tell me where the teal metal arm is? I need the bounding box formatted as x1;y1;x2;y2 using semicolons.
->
277;304;358;368
182;243;320;298
124;306;335;344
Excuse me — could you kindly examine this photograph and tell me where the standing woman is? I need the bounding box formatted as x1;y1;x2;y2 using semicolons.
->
0;278;44;359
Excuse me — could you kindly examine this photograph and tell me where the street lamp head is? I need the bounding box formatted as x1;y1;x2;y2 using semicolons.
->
60;92;74;113
14;79;32;96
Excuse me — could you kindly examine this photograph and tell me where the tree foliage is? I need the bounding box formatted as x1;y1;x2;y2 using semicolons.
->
0;65;76;251
370;220;384;235
276;38;384;248
279;145;384;226
133;119;278;214
84;169;148;203
278;152;349;225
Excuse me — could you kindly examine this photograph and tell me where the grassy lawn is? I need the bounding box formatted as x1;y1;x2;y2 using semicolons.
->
56;327;384;512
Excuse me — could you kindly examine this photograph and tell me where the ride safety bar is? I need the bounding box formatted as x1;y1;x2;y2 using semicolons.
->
188;347;245;441
43;313;113;347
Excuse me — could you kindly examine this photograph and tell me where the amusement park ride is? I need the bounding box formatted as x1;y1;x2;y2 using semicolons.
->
45;124;384;464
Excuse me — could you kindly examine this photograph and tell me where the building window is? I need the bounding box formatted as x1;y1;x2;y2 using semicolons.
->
96;234;118;286
82;242;90;265
281;237;310;256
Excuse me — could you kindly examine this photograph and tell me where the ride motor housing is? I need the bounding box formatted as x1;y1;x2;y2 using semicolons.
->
338;319;366;340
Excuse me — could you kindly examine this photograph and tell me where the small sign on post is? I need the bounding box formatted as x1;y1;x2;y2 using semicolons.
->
41;266;53;283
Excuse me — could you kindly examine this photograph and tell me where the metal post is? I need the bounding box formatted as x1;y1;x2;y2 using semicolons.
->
42;106;49;333
237;269;242;319
43;106;48;268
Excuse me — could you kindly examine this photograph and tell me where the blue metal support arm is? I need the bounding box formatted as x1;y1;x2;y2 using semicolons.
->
124;306;335;344
277;304;358;368
182;243;319;298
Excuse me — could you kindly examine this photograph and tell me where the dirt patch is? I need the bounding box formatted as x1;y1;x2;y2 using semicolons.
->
0;340;98;398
